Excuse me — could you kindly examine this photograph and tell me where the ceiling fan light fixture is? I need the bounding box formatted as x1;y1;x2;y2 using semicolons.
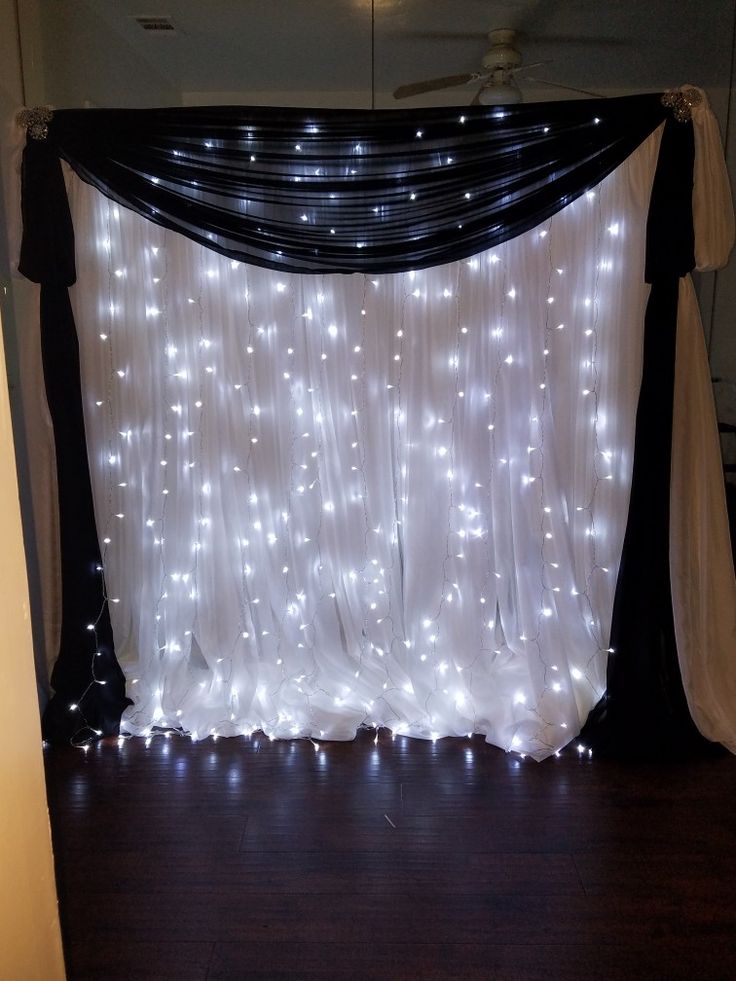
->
478;80;522;106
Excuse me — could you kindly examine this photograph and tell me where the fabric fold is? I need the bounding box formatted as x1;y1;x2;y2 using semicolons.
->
686;86;736;271
32;94;669;275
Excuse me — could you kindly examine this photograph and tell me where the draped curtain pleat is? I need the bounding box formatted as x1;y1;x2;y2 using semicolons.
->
33;95;668;275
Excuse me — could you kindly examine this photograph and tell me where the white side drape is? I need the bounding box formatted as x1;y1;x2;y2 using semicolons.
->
67;129;662;759
670;88;736;753
691;89;735;272
671;278;736;752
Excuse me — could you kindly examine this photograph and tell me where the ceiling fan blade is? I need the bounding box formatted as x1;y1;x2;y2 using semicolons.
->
393;73;479;99
510;60;550;74
393;30;488;41
470;83;486;106
522;76;605;99
529;35;632;47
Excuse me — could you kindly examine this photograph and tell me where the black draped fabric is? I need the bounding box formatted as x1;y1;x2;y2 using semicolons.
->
580;276;709;756
581;116;718;757
18;93;717;754
22;95;669;276
38;286;131;742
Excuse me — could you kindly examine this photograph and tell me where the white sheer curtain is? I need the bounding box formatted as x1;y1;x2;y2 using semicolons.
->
66;130;661;759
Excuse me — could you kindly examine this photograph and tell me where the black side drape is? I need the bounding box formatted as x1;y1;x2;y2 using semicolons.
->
581;115;718;757
20;139;131;742
38;286;131;742
18;93;716;753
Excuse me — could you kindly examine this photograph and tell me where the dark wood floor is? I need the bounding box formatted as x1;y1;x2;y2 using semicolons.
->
44;730;736;981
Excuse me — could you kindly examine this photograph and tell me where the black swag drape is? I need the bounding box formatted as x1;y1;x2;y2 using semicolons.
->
18;93;717;754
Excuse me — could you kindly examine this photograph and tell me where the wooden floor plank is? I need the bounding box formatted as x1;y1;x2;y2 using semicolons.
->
49;849;584;897
64;941;213;981
43;731;736;980
59;890;736;946
208;941;736;981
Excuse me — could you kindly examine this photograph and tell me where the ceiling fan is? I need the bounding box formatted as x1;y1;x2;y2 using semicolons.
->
393;28;602;106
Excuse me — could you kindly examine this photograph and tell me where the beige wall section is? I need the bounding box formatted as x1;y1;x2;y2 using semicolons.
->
708;28;736;475
1;0;60;693
0;312;65;980
710;46;736;463
0;2;65;978
711;27;736;369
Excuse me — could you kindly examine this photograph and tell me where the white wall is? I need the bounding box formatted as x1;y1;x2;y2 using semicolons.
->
34;0;179;108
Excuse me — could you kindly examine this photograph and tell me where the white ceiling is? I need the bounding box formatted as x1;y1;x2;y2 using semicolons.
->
41;0;736;106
